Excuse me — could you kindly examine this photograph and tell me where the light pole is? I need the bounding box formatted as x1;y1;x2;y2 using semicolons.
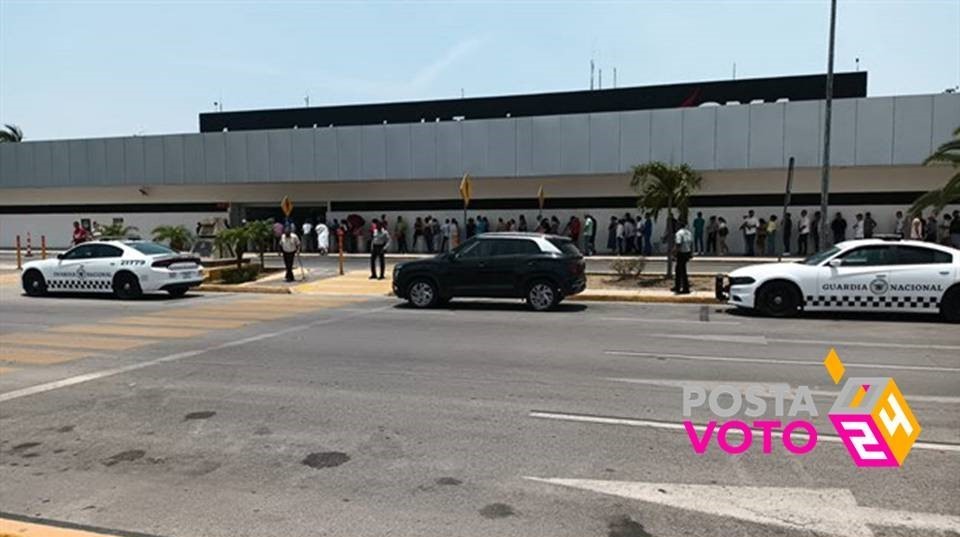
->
819;0;838;250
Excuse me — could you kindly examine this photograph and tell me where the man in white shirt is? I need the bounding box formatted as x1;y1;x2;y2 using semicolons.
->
853;213;865;239
741;210;758;256
279;227;301;282
301;220;314;253
315;221;329;255
910;214;924;239
798;209;811;256
894;211;905;238
673;219;694;295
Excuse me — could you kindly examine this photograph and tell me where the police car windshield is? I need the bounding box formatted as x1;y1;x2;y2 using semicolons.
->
800;246;840;266
129;242;175;255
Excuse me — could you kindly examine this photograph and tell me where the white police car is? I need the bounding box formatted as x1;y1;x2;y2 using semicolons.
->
21;240;204;299
716;239;960;321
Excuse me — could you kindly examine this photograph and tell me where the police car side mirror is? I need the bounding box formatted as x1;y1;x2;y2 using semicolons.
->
57;253;65;260
828;259;843;268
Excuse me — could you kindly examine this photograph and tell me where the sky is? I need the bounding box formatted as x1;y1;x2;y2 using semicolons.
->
1;0;958;141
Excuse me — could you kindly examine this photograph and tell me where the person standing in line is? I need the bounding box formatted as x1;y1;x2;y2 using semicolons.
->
910;213;924;239
615;219;626;256
894;211;905;238
583;214;596;256
863;212;876;239
782;212;793;255
441;218;451;252
852;213;864;239
797;210;810;256
811;211;822;251
741;210;758;256
301;220;314;253
705;215;718;256
607;216;618;253
693;212;705;255
394;216;408;253
413;217;425;252
673;219;694;295
831;212;847;244
466;218;477;239
548;216;560;234
432;218;443;252
717;217;729;255
279;226;301;283
939;213;952;245
756;217;768;256
642;214;654;256
518;215;529;232
925;213;938;243
569;216;582;246
623;216;636;254
272;220;285;252
450;218;461;248
369;219;391;280
71;221;88;245
315;220;329;256
423;217;434;253
765;215;778;256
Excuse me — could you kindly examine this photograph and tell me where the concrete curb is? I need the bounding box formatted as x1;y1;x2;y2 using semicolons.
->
569;293;719;304
198;284;292;294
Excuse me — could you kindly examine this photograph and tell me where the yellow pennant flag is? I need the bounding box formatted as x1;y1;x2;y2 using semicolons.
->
459;173;472;207
537;185;545;211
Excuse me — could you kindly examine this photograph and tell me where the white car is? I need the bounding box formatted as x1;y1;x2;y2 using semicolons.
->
21;240;204;299
716;239;960;321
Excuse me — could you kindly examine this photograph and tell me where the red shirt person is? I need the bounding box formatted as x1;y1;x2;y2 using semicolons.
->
72;221;88;245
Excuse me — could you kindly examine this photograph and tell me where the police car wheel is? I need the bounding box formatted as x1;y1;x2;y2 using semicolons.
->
941;287;960;323
756;281;800;318
113;272;143;300
407;278;438;308
22;270;47;297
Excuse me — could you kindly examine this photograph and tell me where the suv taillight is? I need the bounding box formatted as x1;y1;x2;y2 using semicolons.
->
152;256;200;268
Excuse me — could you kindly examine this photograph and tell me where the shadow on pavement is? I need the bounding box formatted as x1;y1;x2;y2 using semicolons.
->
722;306;948;324
392;300;588;313
22;292;204;302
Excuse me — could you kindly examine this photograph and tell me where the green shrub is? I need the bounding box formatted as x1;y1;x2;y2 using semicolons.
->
610;257;646;279
219;266;260;284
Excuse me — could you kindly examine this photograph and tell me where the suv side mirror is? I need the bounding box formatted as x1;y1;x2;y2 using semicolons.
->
828;258;842;268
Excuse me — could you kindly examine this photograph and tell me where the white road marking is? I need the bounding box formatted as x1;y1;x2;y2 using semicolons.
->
528;410;960;452
650;333;960;351
524;478;960;537
604;350;960;373
605;377;960;404
0;305;391;403
600;316;742;325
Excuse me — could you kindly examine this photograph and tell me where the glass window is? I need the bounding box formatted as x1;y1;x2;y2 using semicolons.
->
548;238;581;257
62;245;97;260
94;244;124;258
839;246;894;266
893;246;953;265
128;242;175;255
489;239;540;256
801;246;840;266
455;239;484;259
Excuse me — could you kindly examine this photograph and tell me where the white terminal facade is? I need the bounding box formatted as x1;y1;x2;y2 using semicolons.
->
1;72;958;250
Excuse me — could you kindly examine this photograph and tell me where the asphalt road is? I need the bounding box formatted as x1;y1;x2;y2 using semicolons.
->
0;277;958;537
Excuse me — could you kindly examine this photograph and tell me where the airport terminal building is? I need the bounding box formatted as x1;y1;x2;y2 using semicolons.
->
1;72;958;251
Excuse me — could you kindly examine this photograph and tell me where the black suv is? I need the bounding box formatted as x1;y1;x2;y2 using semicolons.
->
393;233;587;310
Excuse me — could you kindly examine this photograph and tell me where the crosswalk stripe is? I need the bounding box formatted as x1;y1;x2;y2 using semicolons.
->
0;516;135;537
108;316;252;329
48;324;209;339
0;333;153;351
0;346;93;365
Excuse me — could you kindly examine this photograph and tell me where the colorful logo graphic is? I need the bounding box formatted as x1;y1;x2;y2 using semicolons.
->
824;349;921;467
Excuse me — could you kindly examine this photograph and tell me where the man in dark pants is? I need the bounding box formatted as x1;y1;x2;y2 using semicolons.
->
673;218;693;295
279;227;301;282
370;219;391;280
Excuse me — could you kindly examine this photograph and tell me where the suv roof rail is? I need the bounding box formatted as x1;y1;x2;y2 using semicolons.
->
874;234;902;241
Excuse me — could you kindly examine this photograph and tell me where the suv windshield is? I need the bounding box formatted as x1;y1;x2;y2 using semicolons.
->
800;246;840;266
128;242;175;255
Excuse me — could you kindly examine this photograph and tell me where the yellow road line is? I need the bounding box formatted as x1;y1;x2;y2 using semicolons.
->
0;346;93;365
48;324;208;339
0;333;152;351
0;517;124;537
108;316;252;329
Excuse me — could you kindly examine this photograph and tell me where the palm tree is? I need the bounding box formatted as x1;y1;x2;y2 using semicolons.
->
0;124;23;143
630;162;703;277
99;222;140;239
152;225;194;252
245;219;275;268
909;126;960;217
215;226;252;269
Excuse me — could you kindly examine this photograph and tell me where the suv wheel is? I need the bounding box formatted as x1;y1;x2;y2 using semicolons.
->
113;272;143;300
527;280;558;311
407;278;438;308
22;270;47;297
